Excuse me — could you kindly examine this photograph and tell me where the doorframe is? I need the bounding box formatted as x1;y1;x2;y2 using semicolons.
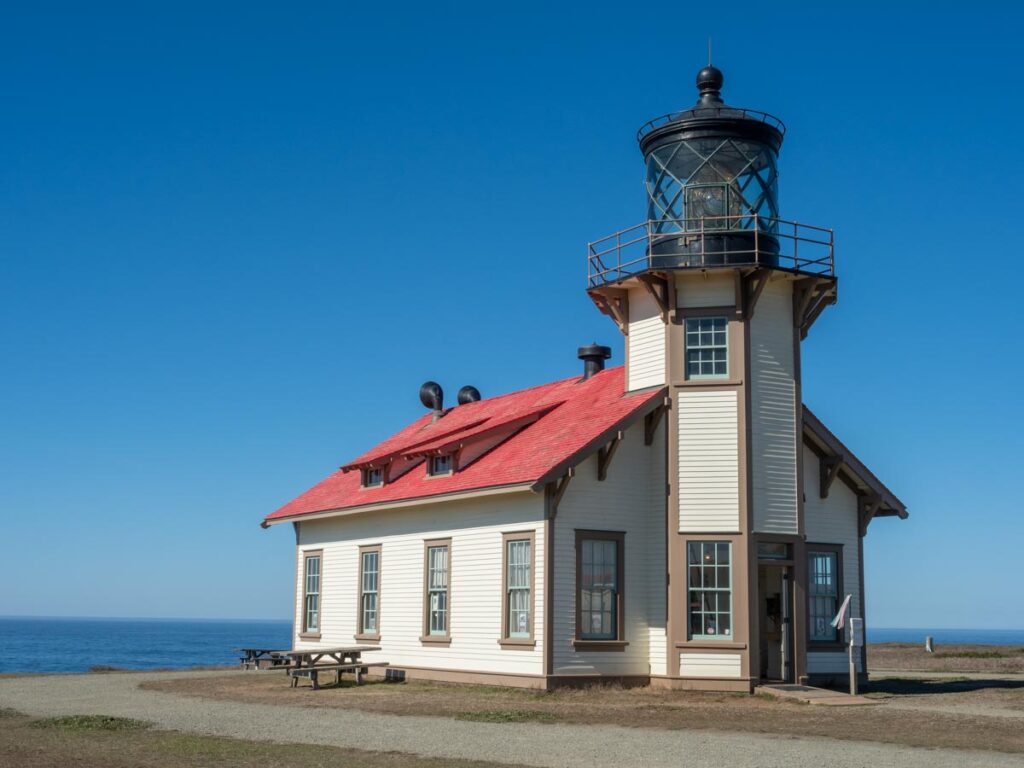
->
756;560;796;684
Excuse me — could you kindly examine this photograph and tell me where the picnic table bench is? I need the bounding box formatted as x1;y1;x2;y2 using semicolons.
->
282;645;387;690
235;648;291;670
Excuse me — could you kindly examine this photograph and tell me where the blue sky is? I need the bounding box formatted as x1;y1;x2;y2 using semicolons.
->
1;2;1021;629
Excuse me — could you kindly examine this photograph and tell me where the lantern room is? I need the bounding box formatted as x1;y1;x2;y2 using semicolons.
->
639;66;782;268
586;64;835;291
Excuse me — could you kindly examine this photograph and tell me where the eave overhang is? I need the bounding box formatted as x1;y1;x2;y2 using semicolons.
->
802;405;908;533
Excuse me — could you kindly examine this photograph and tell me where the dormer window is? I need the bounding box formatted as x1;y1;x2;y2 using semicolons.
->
428;454;453;476
362;467;384;488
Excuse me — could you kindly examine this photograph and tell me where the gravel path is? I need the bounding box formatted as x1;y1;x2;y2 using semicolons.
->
1;671;1021;768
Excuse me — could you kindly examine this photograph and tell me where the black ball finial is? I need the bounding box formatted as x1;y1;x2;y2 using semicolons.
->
696;65;724;105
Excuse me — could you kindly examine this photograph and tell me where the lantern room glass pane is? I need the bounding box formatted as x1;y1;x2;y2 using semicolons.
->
646;138;778;234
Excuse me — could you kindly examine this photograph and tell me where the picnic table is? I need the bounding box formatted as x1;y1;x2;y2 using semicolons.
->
283;645;386;690
235;647;291;670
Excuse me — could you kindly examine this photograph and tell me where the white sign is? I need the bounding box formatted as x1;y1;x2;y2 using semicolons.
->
849;617;864;647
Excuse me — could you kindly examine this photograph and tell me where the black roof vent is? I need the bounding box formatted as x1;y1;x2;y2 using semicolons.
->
457;385;481;405
419;381;444;422
577;344;612;380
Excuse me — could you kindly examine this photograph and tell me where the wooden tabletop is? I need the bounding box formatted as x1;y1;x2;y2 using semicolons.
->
284;645;381;656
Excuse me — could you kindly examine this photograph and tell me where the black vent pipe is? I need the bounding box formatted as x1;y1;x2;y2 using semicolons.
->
419;381;444;421
457;385;481;404
577;344;612;380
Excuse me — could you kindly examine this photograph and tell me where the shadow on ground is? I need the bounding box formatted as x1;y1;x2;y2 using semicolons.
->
862;678;1024;696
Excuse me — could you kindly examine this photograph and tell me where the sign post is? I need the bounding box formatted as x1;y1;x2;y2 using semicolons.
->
848;617;864;695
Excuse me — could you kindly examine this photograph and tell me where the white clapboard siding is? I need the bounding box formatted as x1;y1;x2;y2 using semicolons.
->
627;287;665;391
678;389;740;532
679;652;742;678
803;444;863;675
294;492;545;676
553;420;665;677
750;280;799;534
676;272;735;308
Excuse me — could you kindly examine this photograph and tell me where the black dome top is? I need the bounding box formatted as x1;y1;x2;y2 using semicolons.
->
637;65;785;154
695;65;724;105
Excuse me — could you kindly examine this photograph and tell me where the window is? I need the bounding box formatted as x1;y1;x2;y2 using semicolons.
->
428;454;452;476
362;467;384;487
502;534;534;642
687;541;732;639
358;545;381;638
576;531;624;644
423;541;450;639
685;317;728;379
808;548;842;643
301;551;322;636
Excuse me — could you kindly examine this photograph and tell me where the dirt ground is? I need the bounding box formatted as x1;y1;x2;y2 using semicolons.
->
143;668;1024;754
0;708;512;768
869;643;1024;673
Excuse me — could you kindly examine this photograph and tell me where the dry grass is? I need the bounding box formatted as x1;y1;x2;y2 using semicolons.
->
0;708;516;768
142;672;1024;754
870;643;1024;673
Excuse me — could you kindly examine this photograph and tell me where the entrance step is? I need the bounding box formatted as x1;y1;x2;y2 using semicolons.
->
755;683;880;706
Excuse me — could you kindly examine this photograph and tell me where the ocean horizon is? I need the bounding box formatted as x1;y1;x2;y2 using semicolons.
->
0;616;1021;674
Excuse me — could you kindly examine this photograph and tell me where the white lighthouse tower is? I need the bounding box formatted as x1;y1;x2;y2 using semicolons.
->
587;65;838;685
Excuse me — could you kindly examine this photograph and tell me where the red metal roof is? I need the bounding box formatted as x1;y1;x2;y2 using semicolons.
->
264;366;663;524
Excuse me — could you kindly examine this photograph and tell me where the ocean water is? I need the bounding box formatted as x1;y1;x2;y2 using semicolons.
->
0;617;292;673
868;627;1024;646
1;618;1021;674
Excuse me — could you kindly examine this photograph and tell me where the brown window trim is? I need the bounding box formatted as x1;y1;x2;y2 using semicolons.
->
807;543;845;651
354;544;382;642
360;467;385;489
574;529;626;650
298;549;323;640
425;454;455;478
499;530;536;649
421;538;452;644
671;305;743;385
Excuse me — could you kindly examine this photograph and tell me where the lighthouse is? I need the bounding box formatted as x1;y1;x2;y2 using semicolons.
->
588;65;839;684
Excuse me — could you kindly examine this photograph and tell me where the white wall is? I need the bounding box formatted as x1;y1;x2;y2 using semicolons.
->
626;287;665;391
750;279;799;534
679;652;742;678
676;272;735;308
678;389;741;532
552;419;666;677
803;444;864;674
295;492;546;676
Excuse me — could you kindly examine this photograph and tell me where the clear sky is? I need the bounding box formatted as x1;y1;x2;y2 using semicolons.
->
2;2;1021;630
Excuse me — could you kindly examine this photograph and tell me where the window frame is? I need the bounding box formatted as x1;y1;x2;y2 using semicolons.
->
573;530;627;651
361;467;384;488
499;531;536;649
684;315;730;381
420;538;452;645
807;543;845;650
426;454;454;477
299;549;323;640
686;540;734;641
355;544;382;641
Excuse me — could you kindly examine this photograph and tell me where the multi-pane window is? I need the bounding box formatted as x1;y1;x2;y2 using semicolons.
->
685;317;728;379
428;455;452;476
362;467;383;487
302;552;321;635
687;541;732;639
359;548;380;636
578;534;623;641
505;539;532;638
426;544;450;636
809;550;840;642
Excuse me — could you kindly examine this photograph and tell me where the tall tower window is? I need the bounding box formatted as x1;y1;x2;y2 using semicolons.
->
685;317;728;379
